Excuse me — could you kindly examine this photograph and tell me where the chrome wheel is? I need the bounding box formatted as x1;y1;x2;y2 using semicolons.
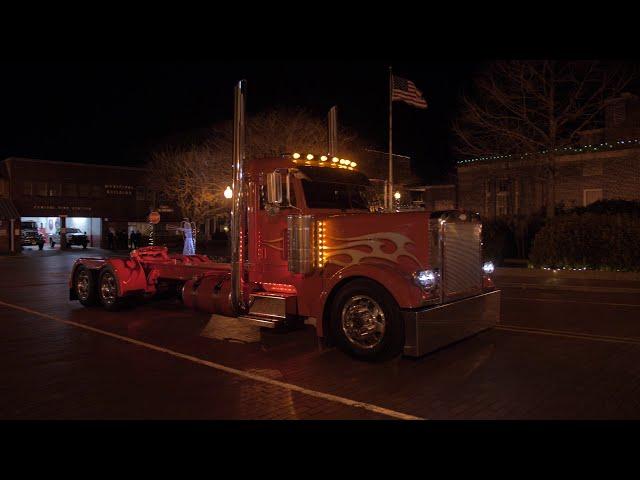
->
100;272;117;305
76;269;91;301
340;295;386;350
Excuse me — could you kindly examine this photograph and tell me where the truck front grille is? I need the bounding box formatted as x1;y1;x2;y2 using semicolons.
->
442;222;482;301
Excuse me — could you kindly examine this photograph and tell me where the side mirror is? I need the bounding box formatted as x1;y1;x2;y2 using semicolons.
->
266;170;291;211
266;172;283;204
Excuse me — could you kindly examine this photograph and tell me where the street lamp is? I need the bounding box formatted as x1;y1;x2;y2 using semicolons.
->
394;191;401;201
224;186;233;199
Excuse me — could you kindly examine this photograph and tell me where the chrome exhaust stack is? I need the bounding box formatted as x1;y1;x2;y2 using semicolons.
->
230;80;249;314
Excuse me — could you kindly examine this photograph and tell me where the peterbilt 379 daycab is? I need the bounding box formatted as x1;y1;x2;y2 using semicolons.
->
68;81;500;360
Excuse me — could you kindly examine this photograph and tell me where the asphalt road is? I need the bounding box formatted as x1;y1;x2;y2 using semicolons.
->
2;247;640;420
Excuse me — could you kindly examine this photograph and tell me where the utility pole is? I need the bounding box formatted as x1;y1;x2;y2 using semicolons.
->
388;66;394;211
328;106;338;157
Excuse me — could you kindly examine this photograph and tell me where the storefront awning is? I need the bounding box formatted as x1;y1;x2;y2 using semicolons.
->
0;198;20;219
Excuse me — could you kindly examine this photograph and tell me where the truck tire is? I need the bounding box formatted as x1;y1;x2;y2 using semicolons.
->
98;267;125;311
50;239;55;248
82;242;88;249
74;266;97;306
38;243;44;251
330;278;404;361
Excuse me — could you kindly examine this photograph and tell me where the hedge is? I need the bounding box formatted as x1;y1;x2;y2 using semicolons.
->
529;210;640;271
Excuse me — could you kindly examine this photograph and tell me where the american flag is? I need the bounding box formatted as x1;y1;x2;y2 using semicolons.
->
392;75;428;109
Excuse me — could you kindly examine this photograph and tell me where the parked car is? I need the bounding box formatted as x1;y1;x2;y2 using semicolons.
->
20;221;45;250
50;228;88;249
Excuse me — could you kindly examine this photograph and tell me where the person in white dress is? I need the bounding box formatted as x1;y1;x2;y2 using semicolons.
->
177;218;196;256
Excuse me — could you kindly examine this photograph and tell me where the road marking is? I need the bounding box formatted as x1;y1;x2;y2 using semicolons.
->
499;282;640;294
496;324;640;346
0;299;423;421
503;296;640;308
0;282;67;289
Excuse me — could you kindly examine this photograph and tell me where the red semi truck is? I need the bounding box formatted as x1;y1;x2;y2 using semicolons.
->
68;81;500;360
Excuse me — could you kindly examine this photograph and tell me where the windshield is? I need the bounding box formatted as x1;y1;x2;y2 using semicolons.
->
66;228;81;233
297;166;375;211
21;222;37;230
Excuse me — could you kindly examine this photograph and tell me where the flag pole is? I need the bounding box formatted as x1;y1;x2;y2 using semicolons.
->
388;65;393;211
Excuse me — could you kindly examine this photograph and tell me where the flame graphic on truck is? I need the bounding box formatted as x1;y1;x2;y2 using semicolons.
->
324;232;423;269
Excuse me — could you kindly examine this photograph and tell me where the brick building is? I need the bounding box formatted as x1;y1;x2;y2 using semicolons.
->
457;93;640;218
0;157;182;251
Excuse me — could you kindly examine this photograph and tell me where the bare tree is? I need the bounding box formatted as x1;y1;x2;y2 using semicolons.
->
452;60;636;217
147;108;366;224
209;107;363;159
147;144;232;227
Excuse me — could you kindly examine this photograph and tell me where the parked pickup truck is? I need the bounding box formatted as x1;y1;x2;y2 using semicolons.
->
50;228;88;249
20;221;45;250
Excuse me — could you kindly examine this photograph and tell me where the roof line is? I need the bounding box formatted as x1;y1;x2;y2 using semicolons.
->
2;157;148;172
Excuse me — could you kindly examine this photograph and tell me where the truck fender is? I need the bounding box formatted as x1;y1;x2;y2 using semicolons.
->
103;257;150;297
313;263;425;338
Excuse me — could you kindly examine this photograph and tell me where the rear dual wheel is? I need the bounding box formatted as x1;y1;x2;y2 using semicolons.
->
74;266;97;307
98;267;126;311
74;266;126;311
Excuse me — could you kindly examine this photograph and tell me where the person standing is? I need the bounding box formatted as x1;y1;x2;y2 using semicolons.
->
130;229;137;250
177;217;195;256
107;226;115;250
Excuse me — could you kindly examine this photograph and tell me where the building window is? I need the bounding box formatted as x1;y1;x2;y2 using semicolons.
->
23;182;33;195
136;186;146;201
484;179;492;217
583;188;603;206
78;184;90;198
49;183;61;197
62;183;77;197
92;185;104;198
583;162;603;177
496;192;508;216
34;182;47;196
607;100;626;127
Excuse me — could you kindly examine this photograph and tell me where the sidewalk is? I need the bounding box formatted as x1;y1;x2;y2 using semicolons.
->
494;267;640;293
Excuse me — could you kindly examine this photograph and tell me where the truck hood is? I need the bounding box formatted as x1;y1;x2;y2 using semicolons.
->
321;211;432;273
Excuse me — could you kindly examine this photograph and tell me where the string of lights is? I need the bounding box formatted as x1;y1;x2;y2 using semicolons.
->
457;138;640;165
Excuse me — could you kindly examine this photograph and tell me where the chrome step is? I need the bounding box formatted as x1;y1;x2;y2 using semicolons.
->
248;292;297;321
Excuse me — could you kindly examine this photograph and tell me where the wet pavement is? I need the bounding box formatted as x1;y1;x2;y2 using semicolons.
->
2;247;640;419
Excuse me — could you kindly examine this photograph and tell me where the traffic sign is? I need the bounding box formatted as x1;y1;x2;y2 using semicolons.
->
148;211;161;224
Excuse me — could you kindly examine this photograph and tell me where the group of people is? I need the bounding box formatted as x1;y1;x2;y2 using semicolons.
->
105;219;195;255
106;227;144;251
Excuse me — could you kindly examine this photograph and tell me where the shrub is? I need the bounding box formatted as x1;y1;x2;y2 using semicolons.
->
482;214;545;265
529;211;640;271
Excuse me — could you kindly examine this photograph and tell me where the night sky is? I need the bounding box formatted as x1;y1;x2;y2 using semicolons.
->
0;61;482;183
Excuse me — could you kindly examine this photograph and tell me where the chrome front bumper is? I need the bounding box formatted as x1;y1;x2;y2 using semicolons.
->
402;290;501;357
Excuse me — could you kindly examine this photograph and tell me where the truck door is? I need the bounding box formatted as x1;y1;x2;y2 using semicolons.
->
256;173;299;281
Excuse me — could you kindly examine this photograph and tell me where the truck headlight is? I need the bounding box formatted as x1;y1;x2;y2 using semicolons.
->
413;269;438;290
482;261;495;275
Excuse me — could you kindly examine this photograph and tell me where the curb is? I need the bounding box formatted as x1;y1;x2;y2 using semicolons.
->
495;267;640;282
497;282;640;294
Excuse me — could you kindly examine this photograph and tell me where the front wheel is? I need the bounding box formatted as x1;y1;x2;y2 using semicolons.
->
50;239;55;248
38;243;44;251
82;243;88;249
330;279;404;361
98;267;126;311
